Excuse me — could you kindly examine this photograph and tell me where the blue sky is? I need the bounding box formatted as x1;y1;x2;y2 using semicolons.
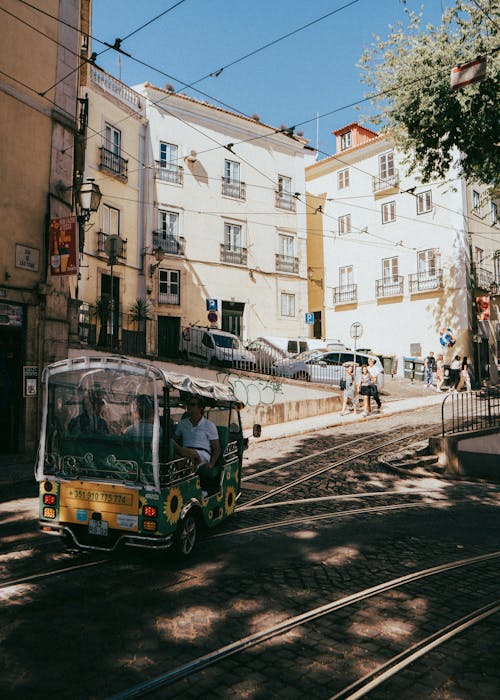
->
92;0;453;155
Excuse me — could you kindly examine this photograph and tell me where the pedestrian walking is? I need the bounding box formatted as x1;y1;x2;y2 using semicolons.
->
435;354;445;392
456;356;472;392
424;351;437;388
340;365;357;415
449;355;461;390
358;365;372;417
367;357;382;410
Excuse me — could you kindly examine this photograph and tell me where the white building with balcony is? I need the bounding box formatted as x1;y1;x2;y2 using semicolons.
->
306;123;499;381
135;83;310;356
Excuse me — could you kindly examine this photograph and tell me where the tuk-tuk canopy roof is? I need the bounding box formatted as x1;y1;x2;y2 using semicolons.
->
44;355;241;407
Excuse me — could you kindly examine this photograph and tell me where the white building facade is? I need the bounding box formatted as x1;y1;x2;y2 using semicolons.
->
137;83;310;354
306;123;499;381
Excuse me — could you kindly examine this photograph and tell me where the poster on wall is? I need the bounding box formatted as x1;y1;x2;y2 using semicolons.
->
49;216;78;276
476;296;490;321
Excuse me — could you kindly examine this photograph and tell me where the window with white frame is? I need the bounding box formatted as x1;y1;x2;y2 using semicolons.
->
472;190;481;212
225;159;240;182
491;201;498;225
417;190;432;214
381;201;396;224
340;131;352;150
104;123;121;155
339;265;353;287
224;222;242;250
337;168;350;189
158;269;180;305
379;151;395;179
159;142;178;169
279;233;294;257
102;204;120;235
278;174;291;195
475;246;484;265
280;292;295;317
338;214;351;235
494;253;500;281
382;257;399;280
158;210;179;238
418;248;440;277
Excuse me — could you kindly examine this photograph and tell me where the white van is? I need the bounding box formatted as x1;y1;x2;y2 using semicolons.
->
257;336;349;356
179;326;256;369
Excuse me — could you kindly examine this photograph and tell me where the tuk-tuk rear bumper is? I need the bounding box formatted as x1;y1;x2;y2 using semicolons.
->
40;522;174;552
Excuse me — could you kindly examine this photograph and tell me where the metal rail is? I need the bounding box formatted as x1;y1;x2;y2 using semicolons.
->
441;388;500;436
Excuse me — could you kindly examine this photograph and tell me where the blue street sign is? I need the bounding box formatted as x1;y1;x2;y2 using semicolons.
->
305;312;314;325
206;298;218;311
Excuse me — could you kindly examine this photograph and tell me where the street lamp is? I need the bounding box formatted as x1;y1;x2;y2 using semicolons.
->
77;178;102;222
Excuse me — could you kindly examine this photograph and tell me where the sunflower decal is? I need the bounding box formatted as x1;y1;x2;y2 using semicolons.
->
225;486;236;516
164;487;183;524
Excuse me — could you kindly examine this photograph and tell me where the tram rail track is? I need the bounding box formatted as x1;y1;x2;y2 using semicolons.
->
106;550;500;699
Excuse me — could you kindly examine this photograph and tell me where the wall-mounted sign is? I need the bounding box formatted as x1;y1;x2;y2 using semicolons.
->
23;366;38;397
0;302;23;327
49;216;78;276
305;312;314;324
207;310;218;324
15;244;40;272
451;56;486;89
206;298;218;311
476;296;490;321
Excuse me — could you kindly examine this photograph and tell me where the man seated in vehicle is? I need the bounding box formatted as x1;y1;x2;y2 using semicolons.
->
68;389;109;435
123;394;155;439
173;397;221;488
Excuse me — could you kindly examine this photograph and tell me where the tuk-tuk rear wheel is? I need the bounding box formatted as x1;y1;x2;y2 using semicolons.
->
174;510;198;558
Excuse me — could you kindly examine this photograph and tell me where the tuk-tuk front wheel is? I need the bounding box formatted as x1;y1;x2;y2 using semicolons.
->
174;510;198;558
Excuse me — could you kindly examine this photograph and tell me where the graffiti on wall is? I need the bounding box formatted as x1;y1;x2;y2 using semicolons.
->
216;372;283;406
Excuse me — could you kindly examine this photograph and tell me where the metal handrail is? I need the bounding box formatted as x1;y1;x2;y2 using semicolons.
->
441;388;500;436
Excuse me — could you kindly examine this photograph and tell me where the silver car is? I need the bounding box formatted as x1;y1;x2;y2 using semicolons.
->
273;350;384;388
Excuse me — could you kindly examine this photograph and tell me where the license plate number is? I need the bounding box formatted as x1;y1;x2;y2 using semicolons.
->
89;519;108;536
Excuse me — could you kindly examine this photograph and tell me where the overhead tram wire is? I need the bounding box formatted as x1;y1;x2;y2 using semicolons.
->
8;3;498;243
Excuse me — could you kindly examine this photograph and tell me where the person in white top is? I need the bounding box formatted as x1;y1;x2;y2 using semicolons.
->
174;397;221;484
367;358;382;410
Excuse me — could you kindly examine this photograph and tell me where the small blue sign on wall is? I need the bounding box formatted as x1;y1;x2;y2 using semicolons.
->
305;312;315;325
206;298;218;311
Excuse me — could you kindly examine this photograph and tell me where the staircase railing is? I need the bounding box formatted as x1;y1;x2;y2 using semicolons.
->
441;388;500;436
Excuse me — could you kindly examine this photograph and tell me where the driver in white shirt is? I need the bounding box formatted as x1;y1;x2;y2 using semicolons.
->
174;397;221;484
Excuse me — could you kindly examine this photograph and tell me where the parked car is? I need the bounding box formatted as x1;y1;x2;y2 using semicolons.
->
246;338;289;374
257;336;349;356
179;326;256;369
273;349;384;388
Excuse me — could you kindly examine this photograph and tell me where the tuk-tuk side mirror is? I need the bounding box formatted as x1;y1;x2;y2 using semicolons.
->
252;424;262;438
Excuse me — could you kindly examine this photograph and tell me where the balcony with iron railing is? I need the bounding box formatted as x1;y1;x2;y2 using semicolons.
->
333;283;357;304
275;191;296;211
97;232;127;259
372;170;399;193
275;254;299;274
409;269;443;293
221;177;246;200
475;266;494;290
153;231;185;256
376;276;404;298
154;161;183;185
99;147;128;181
220;244;247;265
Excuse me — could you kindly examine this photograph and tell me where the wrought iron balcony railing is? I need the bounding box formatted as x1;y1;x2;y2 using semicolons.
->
99;147;128;180
275;191;296;211
153;231;185;255
220;244;247;265
97;232;127;259
376;276;404;298
409;269;443;293
475;266;494;290
221;177;246;200
372;170;399;193
154;161;183;185
333;283;357;304
275;254;299;273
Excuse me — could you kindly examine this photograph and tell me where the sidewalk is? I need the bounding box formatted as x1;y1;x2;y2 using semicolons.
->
0;378;445;487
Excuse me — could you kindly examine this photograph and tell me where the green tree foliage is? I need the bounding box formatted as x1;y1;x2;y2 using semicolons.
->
359;0;499;185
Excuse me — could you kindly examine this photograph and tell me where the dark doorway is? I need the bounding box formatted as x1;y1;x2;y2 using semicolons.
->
222;301;244;338
0;321;24;454
158;316;180;358
313;311;322;339
100;274;120;347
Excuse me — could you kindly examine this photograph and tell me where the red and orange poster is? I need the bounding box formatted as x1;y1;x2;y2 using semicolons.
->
49;216;78;276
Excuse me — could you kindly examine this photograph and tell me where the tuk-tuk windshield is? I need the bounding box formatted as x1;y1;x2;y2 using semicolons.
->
42;366;158;485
